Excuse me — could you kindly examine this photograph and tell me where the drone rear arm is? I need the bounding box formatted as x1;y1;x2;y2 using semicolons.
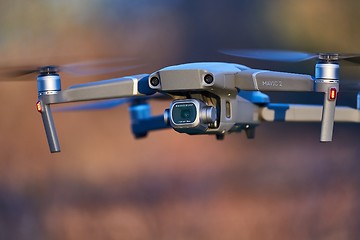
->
38;74;154;153
260;104;360;123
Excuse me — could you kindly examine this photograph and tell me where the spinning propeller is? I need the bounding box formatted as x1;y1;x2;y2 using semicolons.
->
0;57;143;79
221;49;360;92
220;49;360;64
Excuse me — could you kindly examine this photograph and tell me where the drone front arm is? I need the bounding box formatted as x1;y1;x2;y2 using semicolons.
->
41;74;151;105
260;104;360;123
38;74;154;153
235;69;342;141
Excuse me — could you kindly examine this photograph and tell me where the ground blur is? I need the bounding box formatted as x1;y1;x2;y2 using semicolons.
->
0;0;359;239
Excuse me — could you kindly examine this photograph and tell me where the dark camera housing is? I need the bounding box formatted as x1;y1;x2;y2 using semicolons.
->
168;99;217;134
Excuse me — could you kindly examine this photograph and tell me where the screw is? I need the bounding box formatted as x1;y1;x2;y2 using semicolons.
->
39;65;59;75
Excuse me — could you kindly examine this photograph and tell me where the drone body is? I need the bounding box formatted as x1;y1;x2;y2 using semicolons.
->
151;62;260;137
31;51;360;153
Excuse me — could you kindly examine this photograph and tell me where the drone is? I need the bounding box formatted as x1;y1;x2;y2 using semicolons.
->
3;50;360;153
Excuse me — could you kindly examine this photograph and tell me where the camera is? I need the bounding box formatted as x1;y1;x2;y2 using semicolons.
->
166;99;217;134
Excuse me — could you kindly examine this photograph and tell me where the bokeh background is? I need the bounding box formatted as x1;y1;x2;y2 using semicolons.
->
0;0;360;239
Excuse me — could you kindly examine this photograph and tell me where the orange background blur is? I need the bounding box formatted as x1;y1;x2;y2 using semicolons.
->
0;0;359;239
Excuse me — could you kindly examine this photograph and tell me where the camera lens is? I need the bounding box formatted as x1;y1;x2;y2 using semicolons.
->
169;99;211;134
181;109;191;119
172;102;197;124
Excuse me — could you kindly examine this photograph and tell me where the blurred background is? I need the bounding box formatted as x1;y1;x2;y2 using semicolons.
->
0;0;360;239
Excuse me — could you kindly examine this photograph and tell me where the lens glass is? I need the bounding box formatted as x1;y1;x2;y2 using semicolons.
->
172;102;197;124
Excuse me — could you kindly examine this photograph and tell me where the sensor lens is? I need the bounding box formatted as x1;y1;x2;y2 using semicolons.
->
150;77;160;87
204;74;214;84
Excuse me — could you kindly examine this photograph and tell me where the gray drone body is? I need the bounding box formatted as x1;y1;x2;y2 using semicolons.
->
149;63;260;136
34;54;359;153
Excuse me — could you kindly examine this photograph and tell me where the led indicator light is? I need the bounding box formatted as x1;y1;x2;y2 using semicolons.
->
329;88;337;101
36;101;43;113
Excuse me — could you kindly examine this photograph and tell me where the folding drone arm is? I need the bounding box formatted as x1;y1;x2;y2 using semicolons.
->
260;104;360;123
235;69;314;92
40;74;151;104
235;69;339;142
37;74;154;153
